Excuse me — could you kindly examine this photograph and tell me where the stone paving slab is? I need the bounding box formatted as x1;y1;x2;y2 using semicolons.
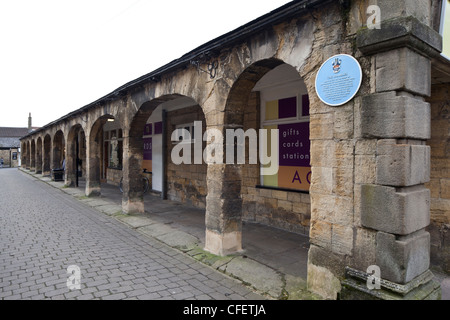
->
96;205;122;215
218;256;284;299
2;168;265;301
157;230;199;251
16;168;321;300
116;215;155;229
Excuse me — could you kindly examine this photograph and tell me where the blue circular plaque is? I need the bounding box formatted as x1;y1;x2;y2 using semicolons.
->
315;54;362;107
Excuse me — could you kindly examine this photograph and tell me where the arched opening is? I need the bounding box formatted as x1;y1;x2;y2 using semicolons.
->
52;130;65;179
216;59;311;277
125;95;207;215
43;134;51;176
26;141;31;169
36;137;43;174
30;140;36;171
86;115;119;197
86;114;118;196
66;125;86;187
21;141;27;169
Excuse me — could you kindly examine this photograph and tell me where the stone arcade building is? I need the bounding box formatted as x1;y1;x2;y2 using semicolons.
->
20;0;450;299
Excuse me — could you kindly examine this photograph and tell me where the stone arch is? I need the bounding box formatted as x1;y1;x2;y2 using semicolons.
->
30;139;36;171
52;130;65;173
43;134;51;176
204;58;313;257
36;137;43;174
21;141;27;169
124;94;205;214
27;140;31;169
66;124;86;187
86;114;117;197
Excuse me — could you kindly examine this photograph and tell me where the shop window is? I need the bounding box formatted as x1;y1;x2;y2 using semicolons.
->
174;123;196;143
260;94;311;192
104;129;123;169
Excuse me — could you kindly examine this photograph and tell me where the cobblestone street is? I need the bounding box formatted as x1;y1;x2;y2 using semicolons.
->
0;168;264;300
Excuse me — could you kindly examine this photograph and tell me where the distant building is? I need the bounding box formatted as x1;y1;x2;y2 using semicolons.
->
0;113;38;167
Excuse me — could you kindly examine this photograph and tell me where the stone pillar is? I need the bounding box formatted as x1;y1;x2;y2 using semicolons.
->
121;132;145;214
341;1;442;299
30;141;36;171
22;142;27;169
43;136;51;176
65;135;77;187
35;139;42;174
204;162;243;256
85;131;102;197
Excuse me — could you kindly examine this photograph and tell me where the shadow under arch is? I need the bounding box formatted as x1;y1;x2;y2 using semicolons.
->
86;114;118;197
36;137;43;174
124;94;205;214
30;139;36;171
52;130;65;171
66;124;86;187
21;141;28;169
43;134;51;176
206;58;312;268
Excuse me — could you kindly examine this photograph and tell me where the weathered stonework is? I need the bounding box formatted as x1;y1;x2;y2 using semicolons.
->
166;105;207;208
18;0;448;300
426;83;450;273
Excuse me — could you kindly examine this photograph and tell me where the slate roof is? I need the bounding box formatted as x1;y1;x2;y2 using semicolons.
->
0;127;30;138
0;127;35;148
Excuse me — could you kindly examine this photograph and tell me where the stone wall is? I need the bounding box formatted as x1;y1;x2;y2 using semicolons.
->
0;149;19;167
106;167;122;187
17;0;447;300
166;105;207;208
426;83;450;273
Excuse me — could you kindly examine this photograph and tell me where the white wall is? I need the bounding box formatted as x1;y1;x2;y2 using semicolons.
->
147;97;198;192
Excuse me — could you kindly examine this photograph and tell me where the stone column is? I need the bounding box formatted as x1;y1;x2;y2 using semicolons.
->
43;137;51;176
30;141;35;172
65;136;77;187
35;140;42;174
204;161;243;256
341;0;442;299
121;132;145;214
85;131;102;197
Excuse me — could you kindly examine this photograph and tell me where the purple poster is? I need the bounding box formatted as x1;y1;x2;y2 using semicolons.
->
278;97;297;119
278;122;310;167
154;121;163;135
143;137;152;161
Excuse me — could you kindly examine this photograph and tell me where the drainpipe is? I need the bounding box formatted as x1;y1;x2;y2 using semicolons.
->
161;109;167;200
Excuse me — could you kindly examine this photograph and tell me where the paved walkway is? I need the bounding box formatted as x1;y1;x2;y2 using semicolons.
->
0;168;266;300
5;168;450;300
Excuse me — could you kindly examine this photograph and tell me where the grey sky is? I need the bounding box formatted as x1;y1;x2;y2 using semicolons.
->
0;0;292;128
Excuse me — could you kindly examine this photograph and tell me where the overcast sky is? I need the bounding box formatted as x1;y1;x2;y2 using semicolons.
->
0;0;293;128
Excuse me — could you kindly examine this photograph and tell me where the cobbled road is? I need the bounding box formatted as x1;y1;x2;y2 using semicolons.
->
0;168;263;300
